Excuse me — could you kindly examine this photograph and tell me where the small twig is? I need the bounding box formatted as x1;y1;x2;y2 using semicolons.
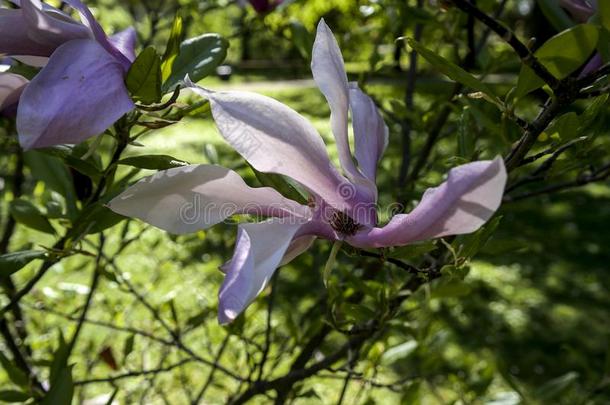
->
74;358;194;386
135;86;182;112
192;333;231;404
256;272;278;382
449;0;559;89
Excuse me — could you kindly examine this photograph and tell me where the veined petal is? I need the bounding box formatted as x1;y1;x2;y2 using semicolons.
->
348;157;507;248
63;0;132;70
311;19;361;182
17;39;134;150
218;219;302;324
349;83;388;182
110;27;137;62
108;164;311;235
0;72;28;112
188;84;355;213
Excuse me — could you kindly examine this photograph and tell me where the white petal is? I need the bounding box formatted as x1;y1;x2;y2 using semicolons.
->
108;164;311;234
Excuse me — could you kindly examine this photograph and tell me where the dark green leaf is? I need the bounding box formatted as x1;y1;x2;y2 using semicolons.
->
400;381;421;404
536;0;573;31
39;146;102;183
534;372;579;400
41;365;73;405
0;352;29;387
388;241;437;260
406;38;502;108
126;46;162;104
122;335;135;362
164;34;229;91
10;199;55;234
454;216;502;259
70;203;126;236
249;164;308;204
161;14;185;83
0;390;31;403
289;20;314;60
515;24;599;97
598;1;610;31
117;155;190;170
24;151;77;219
0;250;46;277
457;106;476;159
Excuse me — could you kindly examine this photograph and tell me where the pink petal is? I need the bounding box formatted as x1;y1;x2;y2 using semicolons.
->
63;0;131;70
348;157;507;248
17;39;134;150
108;164;311;235
349;83;388;182
110;27;137;62
187;84;355;214
218;219;302;324
0;73;28;112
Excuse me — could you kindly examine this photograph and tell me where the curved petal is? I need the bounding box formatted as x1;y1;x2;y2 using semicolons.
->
63;0;131;70
218;219;302;324
0;72;28;112
17;39;134;150
311;20;362;181
348;157;507;248
0;8;80;57
187;84;354;212
108;164;311;235
349;83;388;182
110;27;137;62
20;0;90;50
280;235;316;266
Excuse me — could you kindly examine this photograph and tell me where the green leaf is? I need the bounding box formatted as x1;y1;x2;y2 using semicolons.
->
117;155;190;170
323;241;342;288
39;146;102;183
515;24;599;98
381;341;418;365
388;241;437;260
24;151;77;219
70;203;126;236
289;20;314;60
161;14;185;83
248;164;308;204
0;352;29;387
406;38;503;108
164;34;229;91
536;0;573;31
0;250;46;277
126;46;162;104
41;365;74;405
454;216;502;259
598;1;610;31
10;199;55;234
534;372;579;400
457;106;475;159
0;390;31;403
122;335;135;363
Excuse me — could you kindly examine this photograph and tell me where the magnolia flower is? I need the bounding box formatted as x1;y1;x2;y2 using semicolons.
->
0;0;135;149
108;20;507;324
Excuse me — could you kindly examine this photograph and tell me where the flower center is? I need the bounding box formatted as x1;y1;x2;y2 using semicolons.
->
330;210;361;236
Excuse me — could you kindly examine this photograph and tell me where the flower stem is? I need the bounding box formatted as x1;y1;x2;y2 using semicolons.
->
323;241;343;288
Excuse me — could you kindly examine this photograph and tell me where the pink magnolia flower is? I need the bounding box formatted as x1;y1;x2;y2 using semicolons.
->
0;0;136;149
108;20;507;324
